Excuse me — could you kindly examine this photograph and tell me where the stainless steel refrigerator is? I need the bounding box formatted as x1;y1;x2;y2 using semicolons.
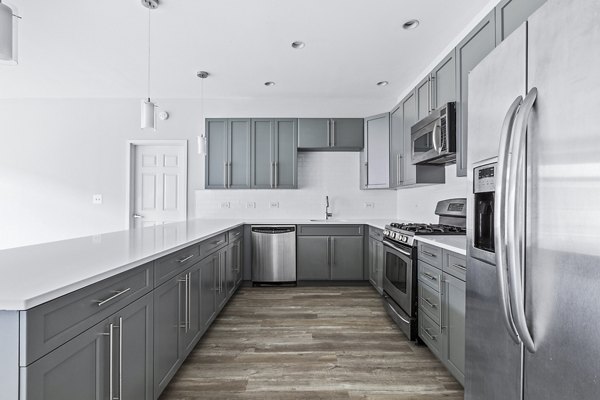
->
465;0;600;399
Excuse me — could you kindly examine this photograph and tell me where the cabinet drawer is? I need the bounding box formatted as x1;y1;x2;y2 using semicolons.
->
199;233;228;258
418;281;442;324
418;241;442;268
297;225;363;236
155;245;200;286
419;312;442;358
21;264;152;366
228;227;243;242
369;227;384;241
444;251;466;281
418;261;443;292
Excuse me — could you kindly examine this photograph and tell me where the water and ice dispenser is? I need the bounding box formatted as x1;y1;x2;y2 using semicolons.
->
473;163;497;253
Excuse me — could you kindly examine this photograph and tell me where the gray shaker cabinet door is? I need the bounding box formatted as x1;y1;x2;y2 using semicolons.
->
416;76;432;121
251;119;275;188
297;236;330;280
442;272;466;385
402;91;418;186
216;249;228;310
495;0;546;42
22;319;109;400
115;293;154;400
375;239;384;291
298;118;330;149
273;119;298;189
331;236;364;280
456;10;496;177
200;255;217;330
227;119;251;189
389;104;404;188
432;50;457;109
363;113;390;189
331;118;364;150
227;240;242;296
180;265;202;358
205;119;228;188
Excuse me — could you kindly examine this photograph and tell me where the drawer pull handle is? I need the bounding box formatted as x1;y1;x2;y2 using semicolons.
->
424;298;437;308
177;255;195;263
421;250;437;258
96;288;131;307
422;272;437;281
452;263;466;271
211;240;225;246
424;328;437;341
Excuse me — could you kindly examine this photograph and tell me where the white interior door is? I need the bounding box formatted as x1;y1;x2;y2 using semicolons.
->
131;143;187;227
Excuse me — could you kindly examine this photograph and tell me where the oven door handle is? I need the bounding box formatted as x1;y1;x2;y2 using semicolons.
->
383;240;411;257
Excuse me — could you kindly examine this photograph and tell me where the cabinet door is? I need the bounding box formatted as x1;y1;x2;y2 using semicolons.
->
22;319;109;400
375;240;384;291
227;119;251;189
115;293;154;400
205;119;228;189
273;119;298;189
402;91;418;186
227;240;242;296
297;236;330;280
215;249;228;309
432;51;457;109
416;76;432;120
496;0;546;42
251;119;274;188
363;113;390;189
200;255;216;330
331;236;364;280
389;104;404;188
179;266;202;358
153;277;182;396
456;10;496;177
298;118;330;149
442;272;466;385
368;238;376;287
331;118;364;150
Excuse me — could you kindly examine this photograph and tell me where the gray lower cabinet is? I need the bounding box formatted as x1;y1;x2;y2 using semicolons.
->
330;236;363;280
496;0;546;42
251;118;298;189
205;118;251;189
361;113;390;189
455;10;497;177
22;293;154;400
297;236;330;280
200;254;217;330
298;118;364;151
227;239;242;296
368;236;384;294
216;249;228;310
442;272;466;384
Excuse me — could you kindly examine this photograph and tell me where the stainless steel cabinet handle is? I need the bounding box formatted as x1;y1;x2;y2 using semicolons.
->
228;162;232;188
327;237;331;267
177;254;194;263
270;162;275;188
422;272;437;281
177;275;189;331
331;237;335;266
424;327;437;341
451;263;466;271
327;119;331;147
332;120;336;146
96;288;131;307
108;323;115;400
507;87;538;353
421;250;437;258
494;95;522;345
118;317;123;400
223;162;227;188
424;298;436;308
429;76;435;112
275;162;279;188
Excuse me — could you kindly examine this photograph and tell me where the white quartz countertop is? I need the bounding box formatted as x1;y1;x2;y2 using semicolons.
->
0;218;390;310
414;235;467;256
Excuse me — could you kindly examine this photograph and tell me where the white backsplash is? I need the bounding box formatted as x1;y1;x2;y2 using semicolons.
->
195;152;397;219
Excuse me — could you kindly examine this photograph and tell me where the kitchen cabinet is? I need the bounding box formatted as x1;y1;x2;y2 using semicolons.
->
297;225;364;281
431;51;457;110
205;118;251;189
389;104;404;188
402;92;418;186
216;248;228;310
455;10;497;177
442;272;466;385
200;254;217;330
368;232;384;294
298;118;363;151
227;239;242;296
251;118;298;189
361;113;390;189
416;76;432;121
496;0;546;42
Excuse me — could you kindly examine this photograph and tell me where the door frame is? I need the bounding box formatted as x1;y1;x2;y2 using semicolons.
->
126;140;188;229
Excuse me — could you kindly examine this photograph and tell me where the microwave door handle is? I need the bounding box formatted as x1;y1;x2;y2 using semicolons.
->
431;121;440;153
507;88;538;354
495;95;523;345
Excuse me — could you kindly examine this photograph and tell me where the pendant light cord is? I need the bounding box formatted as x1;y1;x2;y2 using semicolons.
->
147;7;151;101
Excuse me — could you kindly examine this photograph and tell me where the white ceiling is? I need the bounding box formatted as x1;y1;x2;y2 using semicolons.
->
1;0;492;104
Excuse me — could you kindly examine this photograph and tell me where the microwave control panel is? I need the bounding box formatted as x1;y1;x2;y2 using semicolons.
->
474;163;496;193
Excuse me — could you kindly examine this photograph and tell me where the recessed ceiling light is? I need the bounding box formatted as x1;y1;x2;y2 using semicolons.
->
403;19;420;30
264;81;276;87
291;41;306;49
377;81;389;86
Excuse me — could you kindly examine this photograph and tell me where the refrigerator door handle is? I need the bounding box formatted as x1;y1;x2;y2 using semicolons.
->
507;87;538;354
495;95;523;345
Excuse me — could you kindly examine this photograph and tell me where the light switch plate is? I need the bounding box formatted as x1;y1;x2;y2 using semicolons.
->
246;202;256;209
365;202;375;209
93;194;103;205
220;202;231;209
269;201;279;209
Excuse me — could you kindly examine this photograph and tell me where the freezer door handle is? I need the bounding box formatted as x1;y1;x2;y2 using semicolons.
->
507;87;538;353
494;95;523;345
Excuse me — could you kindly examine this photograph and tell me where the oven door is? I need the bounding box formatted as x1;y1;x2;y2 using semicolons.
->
382;239;414;316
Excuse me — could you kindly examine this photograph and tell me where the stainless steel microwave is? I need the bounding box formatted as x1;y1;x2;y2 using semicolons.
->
411;102;456;165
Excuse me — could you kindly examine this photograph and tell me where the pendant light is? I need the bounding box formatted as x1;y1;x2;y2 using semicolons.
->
141;0;158;130
197;71;209;154
0;0;19;64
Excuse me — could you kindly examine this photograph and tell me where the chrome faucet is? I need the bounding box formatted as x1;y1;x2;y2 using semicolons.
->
325;196;333;220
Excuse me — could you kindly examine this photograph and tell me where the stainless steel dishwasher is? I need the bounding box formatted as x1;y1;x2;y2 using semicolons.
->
251;225;296;285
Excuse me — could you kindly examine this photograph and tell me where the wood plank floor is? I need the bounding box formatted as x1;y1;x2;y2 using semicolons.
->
160;286;464;400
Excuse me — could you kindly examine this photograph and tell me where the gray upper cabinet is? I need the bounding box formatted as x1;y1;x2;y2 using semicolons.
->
251;119;298;189
496;0;546;42
402;92;418;186
416;76;432;121
389;104;404;188
456;10;497;177
431;51;457;109
298;118;364;151
205;118;251;189
361;113;390;189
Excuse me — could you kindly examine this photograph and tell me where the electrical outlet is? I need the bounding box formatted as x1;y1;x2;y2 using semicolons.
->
365;202;375;209
220;202;230;209
246;202;256;209
269;201;279;209
92;194;103;205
